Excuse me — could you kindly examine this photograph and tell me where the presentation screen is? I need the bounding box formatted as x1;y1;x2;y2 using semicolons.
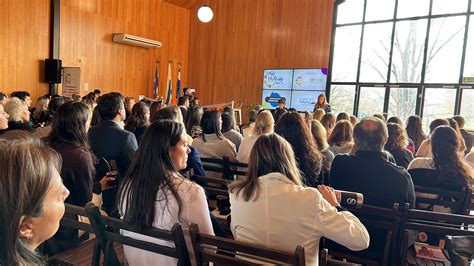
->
263;69;293;90
262;68;327;112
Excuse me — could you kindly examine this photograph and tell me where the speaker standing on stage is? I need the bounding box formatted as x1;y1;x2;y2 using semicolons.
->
314;94;331;113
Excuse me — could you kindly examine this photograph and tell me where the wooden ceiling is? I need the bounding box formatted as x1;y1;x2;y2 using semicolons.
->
163;0;201;9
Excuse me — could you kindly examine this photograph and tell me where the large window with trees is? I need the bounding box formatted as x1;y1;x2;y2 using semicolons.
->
328;0;474;128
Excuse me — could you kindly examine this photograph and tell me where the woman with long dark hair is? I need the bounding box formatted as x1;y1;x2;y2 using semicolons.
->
229;133;369;265
409;126;472;191
275;112;323;187
185;105;203;139
405;115;427;152
125;102;150;143
118;121;213;265
327;120;354;156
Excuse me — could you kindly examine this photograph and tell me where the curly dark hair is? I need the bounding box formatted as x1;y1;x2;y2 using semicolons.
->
431;126;471;188
385;123;408;150
125;102;149;133
275;112;323;187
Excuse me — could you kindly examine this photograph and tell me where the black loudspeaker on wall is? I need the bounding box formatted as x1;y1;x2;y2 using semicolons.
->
45;59;62;84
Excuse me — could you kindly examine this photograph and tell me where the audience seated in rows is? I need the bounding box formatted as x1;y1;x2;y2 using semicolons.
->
118;121;214;265
329;117;415;256
88;93;138;215
229;133;369;265
275;112;323;187
221;112;242;150
193;110;237;179
0;134;69;265
237;110;274;164
385;123;414;169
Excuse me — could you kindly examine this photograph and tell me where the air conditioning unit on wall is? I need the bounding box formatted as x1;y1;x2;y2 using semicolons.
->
112;33;162;48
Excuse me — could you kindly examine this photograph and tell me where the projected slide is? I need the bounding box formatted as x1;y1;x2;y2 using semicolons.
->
262;90;292;109
292;69;328;91
291;90;324;112
263;70;293;90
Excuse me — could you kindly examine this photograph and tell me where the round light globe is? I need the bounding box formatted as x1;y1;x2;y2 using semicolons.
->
197;5;213;23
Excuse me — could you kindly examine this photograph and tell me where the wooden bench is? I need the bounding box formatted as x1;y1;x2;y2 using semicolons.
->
189;223;305;265
200;157;248;180
85;202;191;266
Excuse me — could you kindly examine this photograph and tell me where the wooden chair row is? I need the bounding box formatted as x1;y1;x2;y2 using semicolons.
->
200;156;248;179
324;202;474;266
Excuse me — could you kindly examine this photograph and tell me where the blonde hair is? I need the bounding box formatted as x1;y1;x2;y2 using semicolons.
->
229;133;302;201
252;110;274;136
4;97;28;122
311;120;329;151
313;108;325;121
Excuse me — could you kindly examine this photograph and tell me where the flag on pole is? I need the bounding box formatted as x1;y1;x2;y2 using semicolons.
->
153;62;159;98
165;62;173;104
176;64;181;99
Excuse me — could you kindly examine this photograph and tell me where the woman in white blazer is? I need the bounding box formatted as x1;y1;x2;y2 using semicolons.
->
229;133;370;265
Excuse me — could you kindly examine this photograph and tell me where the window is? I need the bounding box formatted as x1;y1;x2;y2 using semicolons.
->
460;89;474;129
358;87;385;118
422;88;456;131
329;0;472;121
390;19;428;83
397;0;430;19
360;23;393;82
329;85;355;114
387;87;418;123
332;26;362;82
336;0;364;24
425;16;466;83
365;0;395;22
463;17;474;81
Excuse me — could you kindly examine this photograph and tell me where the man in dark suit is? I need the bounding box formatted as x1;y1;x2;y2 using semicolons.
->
89;92;138;215
178;95;190;124
329;117;415;258
453;115;473;154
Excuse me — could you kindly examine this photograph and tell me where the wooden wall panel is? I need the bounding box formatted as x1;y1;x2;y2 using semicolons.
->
60;0;190;100
187;0;335;108
0;0;50;102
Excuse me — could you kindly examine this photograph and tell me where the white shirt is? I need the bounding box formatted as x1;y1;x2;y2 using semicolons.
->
236;135;259;164
230;172;370;265
242;123;255;138
415;139;432;158
121;177;214;265
193;134;237;179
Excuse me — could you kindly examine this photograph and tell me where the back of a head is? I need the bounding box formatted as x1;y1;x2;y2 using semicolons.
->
201;110;222;137
386;122;408;151
97;92;124;120
429;118;449;134
350;115;358;126
273;108;287;123
328;120;353;146
0;135;61;265
119;121;184;229
336;112;350;122
229;133;301;202
4;97;27;122
152;105;183;124
10;91;30;102
431;126;470;187
49;101;90;148
311;119;329;151
313;108;325;121
373;114;386;122
253;110;274;136
48;96;67;113
354;117;387;152
247;110;257;123
186;105;203;132
177;96;189;106
387;116;403;127
452;115;466;129
320;113;336;131
221;112;235;133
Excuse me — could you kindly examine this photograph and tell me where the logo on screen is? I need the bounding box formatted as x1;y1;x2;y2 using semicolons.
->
265;92;284;108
